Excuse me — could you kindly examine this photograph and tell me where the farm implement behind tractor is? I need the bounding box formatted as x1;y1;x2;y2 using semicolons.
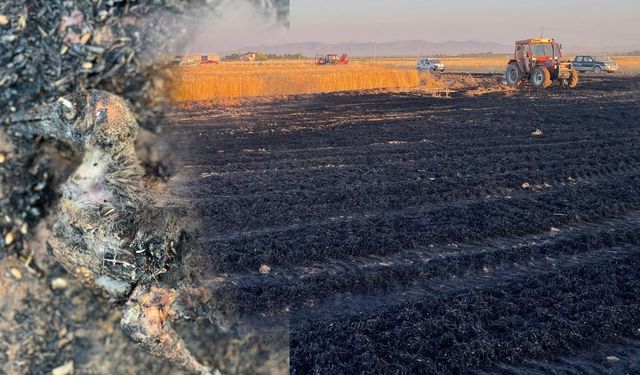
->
505;38;579;89
317;53;350;65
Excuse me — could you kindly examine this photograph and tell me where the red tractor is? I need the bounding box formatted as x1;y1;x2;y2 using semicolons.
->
505;38;579;89
317;53;350;65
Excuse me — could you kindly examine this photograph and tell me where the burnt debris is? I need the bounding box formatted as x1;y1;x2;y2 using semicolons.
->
0;0;290;255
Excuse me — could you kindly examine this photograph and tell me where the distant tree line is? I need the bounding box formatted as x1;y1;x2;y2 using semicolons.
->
222;52;305;61
445;52;507;57
220;51;522;61
266;53;305;60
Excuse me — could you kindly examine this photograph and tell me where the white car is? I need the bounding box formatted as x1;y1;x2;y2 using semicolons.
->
417;57;445;72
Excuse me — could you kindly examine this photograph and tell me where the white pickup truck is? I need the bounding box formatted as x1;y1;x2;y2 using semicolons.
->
417;57;445;72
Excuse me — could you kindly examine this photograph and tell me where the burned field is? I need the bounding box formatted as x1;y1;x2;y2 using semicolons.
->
168;74;640;374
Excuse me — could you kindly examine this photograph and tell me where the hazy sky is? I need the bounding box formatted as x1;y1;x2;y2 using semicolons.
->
190;0;640;52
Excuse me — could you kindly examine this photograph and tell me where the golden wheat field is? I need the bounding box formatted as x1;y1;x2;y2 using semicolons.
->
610;56;640;70
170;56;640;102
170;60;420;102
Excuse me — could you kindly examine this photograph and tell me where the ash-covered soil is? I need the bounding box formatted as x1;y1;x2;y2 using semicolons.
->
0;219;287;374
167;74;640;374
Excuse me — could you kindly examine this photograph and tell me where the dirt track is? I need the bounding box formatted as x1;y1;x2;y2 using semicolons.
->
165;73;640;374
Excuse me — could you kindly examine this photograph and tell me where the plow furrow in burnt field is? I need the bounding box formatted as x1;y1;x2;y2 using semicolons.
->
168;74;640;373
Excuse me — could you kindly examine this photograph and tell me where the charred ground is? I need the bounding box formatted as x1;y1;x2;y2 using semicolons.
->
168;73;640;374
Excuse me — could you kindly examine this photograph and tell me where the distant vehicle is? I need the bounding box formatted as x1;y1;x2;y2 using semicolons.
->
505;38;579;89
572;56;619;73
177;58;197;66
241;52;257;62
417;57;445;72
317;53;350;65
199;54;221;64
171;55;211;66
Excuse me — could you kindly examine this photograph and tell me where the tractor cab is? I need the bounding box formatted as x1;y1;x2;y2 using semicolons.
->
320;54;339;65
516;38;563;62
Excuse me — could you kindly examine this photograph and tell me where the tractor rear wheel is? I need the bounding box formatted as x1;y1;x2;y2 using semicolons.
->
531;66;552;89
505;63;522;86
568;70;579;88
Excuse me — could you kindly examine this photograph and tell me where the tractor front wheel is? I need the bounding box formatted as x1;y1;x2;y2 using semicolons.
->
531;66;552;89
568;70;579;88
505;63;522;86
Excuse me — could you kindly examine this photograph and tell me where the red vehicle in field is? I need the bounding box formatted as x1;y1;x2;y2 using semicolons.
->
505;38;579;89
317;53;350;65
